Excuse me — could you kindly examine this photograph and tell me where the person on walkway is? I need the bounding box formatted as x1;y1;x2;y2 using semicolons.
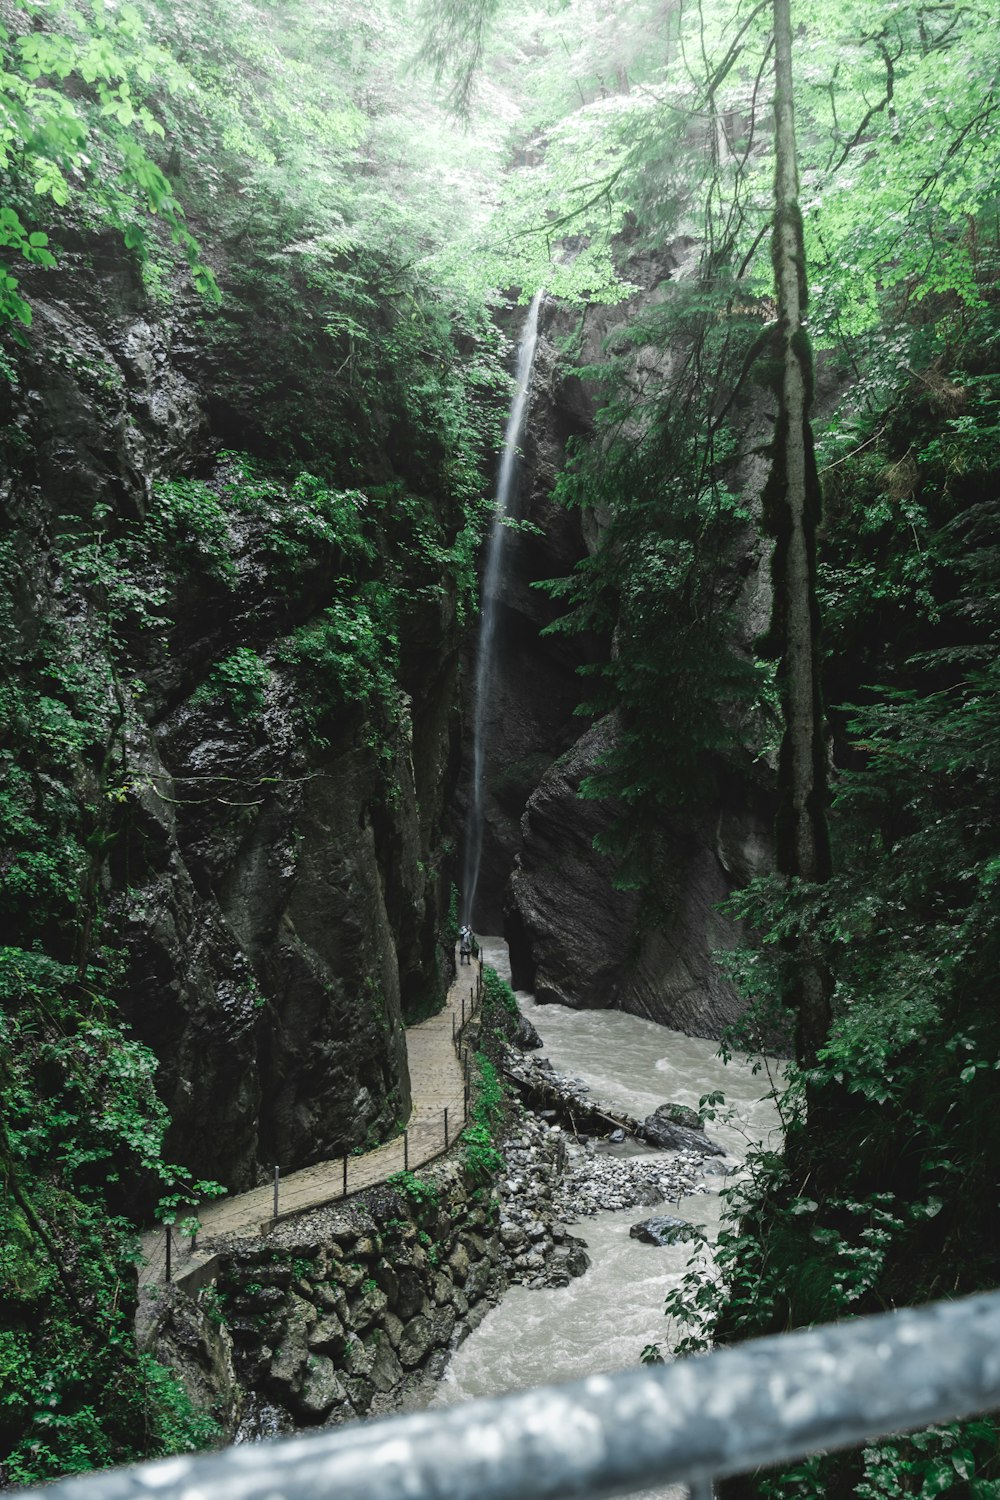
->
459;924;473;964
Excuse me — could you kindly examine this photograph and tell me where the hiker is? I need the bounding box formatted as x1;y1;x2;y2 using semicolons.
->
459;924;473;964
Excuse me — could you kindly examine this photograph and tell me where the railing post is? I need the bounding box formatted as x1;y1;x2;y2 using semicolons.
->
404;1130;409;1171
273;1165;280;1219
452;1012;456;1042
444;1107;449;1148
464;1082;469;1118
164;1225;172;1284
462;993;465;1029
343;1155;348;1198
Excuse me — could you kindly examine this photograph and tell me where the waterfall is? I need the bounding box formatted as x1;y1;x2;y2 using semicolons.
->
462;290;544;927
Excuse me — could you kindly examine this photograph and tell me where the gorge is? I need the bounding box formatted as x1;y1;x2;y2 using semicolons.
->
1;1;999;1497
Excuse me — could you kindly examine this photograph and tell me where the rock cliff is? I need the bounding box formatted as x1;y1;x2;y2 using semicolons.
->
2;241;469;1196
460;253;776;1038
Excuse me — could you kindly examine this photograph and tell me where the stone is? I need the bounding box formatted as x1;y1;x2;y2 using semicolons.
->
382;1310;405;1348
312;1282;349;1318
397;1315;435;1368
267;1338;304;1399
428;1304;456;1348
629;1216;707;1247
368;1332;405;1394
344;1377;374;1415
652;1102;703;1132
565;1246;591;1277
514;1014;544;1050
394;1264;428;1320
447;1242;470;1282
375;1258;399;1308
342;1333;375;1380
500;1222;526;1250
431;1270;454;1306
338;1261;367;1291
237;1285;286;1312
307;1313;345;1352
298;1356;347;1419
348;1282;388;1331
640;1115;725;1157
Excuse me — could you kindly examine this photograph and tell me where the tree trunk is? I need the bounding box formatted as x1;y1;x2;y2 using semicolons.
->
766;0;832;1069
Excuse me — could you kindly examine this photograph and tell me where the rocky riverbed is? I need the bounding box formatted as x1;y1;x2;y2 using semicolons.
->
493;1051;735;1290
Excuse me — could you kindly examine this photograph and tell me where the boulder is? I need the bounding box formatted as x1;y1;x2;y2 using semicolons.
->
369;1333;405;1395
652;1102;702;1132
307;1313;344;1351
629;1216;707;1247
298;1356;347;1419
514;1014;544;1050
640;1115;725;1157
348;1282;388;1331
447;1243;470;1283
395;1271;427;1320
565;1245;591;1277
397;1314;435;1368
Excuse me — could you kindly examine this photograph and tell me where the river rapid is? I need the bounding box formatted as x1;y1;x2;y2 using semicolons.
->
432;938;784;1497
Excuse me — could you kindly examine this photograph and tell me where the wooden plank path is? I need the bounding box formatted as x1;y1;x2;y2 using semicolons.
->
139;955;483;1289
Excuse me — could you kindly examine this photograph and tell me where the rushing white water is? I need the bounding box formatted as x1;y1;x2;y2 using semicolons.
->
434;938;784;1498
462;293;544;926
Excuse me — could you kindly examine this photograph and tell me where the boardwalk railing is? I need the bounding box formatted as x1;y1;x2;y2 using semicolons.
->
30;1290;1000;1500
150;958;484;1284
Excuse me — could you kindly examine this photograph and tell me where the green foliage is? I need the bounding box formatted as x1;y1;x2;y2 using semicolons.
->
480;965;520;1036
386;1171;440;1211
462;1052;506;1182
279;584;400;749
444;883;460;949
0;946;223;1484
538;287;773;896
658;309;1000;1494
0;0;218;336
149;479;237;587
192;649;269;723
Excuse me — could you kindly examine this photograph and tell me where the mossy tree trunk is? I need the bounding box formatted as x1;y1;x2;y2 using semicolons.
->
765;0;833;1070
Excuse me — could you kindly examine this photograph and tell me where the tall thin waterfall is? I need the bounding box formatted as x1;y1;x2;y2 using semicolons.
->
463;290;544;926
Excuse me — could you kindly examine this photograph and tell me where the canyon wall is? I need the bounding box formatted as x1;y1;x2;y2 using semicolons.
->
458;255;776;1039
3;241;467;1196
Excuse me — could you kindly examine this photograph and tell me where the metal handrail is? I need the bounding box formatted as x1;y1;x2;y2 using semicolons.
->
29;1289;1000;1500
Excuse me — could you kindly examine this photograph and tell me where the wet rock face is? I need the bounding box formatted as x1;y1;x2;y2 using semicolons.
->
460;261;775;1041
7;248;458;1195
454;303;604;933
504;714;774;1036
505;719;640;1012
503;709;774;1035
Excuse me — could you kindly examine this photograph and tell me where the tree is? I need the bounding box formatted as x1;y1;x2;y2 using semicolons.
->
761;0;832;1069
0;0;219;334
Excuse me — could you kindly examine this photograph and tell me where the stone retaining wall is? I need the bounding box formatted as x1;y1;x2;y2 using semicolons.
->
141;1155;506;1438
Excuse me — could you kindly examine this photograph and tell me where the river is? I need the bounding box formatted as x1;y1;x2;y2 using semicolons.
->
432;938;784;1497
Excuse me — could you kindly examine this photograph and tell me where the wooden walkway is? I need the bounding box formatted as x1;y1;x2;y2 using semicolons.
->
140;955;483;1289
